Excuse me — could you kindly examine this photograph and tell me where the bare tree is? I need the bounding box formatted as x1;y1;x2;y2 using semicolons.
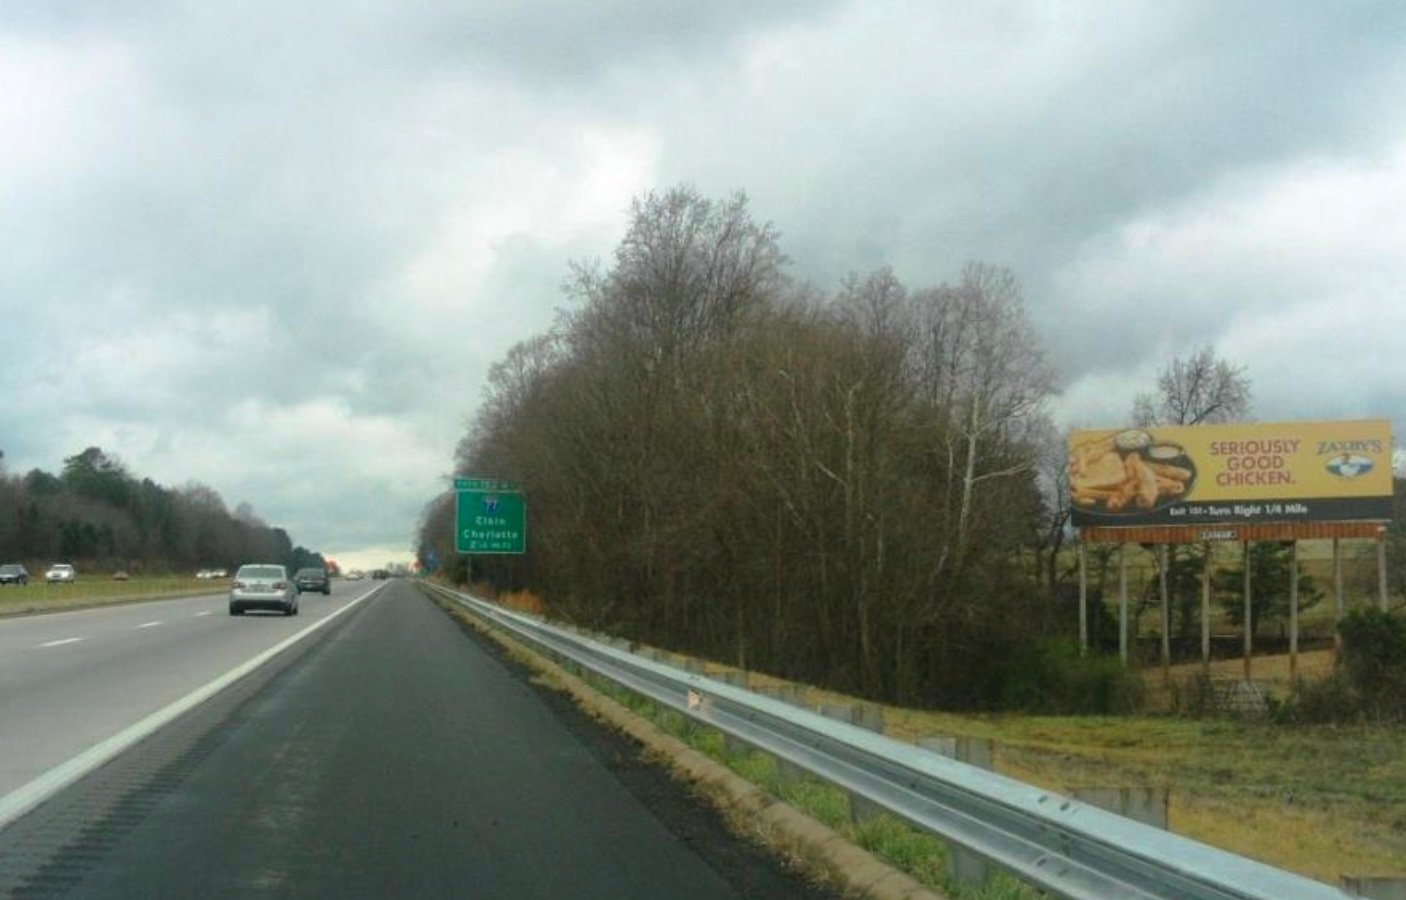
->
914;262;1056;578
450;191;1062;708
1132;345;1251;427
1130;345;1252;641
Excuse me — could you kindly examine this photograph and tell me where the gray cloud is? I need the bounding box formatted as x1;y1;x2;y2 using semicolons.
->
3;0;1404;561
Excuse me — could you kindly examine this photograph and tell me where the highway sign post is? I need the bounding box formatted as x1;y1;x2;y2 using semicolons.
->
455;478;526;555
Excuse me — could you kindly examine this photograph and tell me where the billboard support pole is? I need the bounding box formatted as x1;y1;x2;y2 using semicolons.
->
1333;537;1344;658
1118;545;1128;665
1289;541;1299;683
1242;540;1253;683
1158;544;1170;686
1078;543;1088;656
1379;531;1389;612
1201;542;1211;677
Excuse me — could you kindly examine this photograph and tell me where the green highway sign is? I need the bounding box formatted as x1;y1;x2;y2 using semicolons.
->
454;478;526;554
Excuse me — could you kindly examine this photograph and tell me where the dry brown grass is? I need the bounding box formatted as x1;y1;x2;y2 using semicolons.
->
1137;648;1338;712
707;655;1406;882
498;589;546;615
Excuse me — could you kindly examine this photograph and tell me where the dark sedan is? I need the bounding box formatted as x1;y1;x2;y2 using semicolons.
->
294;567;331;595
0;564;30;585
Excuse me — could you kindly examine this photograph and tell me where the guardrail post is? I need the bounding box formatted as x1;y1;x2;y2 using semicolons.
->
854;702;885;735
1342;876;1406;899
831;704;888;824
1072;787;1168;829
917;736;993;771
817;705;881;823
715;671;748;688
757;684;803;707
756;686;808;787
714;672;750;754
917;735;993;887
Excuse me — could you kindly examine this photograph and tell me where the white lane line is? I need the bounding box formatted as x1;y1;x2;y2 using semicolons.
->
137;621;162;629
194;611;213;617
0;584;387;831
38;638;83;648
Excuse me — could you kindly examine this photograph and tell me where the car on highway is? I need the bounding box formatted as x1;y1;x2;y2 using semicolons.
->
371;569;390;580
229;564;299;616
0;563;30;585
294;567;331;595
45;564;77;584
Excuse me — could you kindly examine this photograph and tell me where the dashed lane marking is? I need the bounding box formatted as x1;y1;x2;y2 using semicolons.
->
0;583;386;832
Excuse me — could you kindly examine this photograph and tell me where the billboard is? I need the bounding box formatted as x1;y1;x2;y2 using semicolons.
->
1067;419;1392;527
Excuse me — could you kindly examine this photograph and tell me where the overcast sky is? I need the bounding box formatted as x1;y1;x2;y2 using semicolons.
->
3;2;1404;568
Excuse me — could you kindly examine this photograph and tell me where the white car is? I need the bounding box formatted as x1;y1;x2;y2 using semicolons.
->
45;564;76;584
229;564;298;616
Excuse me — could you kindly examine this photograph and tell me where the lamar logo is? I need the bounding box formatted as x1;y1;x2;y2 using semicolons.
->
1325;454;1373;479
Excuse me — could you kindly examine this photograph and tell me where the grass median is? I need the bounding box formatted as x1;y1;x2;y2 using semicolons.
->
0;577;226;617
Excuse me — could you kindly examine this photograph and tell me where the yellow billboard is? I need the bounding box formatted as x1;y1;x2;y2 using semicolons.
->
1067;419;1393;527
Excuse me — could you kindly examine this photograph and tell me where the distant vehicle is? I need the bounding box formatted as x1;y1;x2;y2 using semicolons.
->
371;569;390;580
229;564;298;617
195;569;216;579
45;564;76;583
112;570;130;581
345;570;365;581
0;564;30;586
294;567;331;595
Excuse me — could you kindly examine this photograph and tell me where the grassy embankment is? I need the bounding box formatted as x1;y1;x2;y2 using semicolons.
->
737;656;1406;884
0;576;225;617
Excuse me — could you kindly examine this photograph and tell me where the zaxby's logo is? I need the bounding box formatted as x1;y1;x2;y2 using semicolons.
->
1325;453;1373;479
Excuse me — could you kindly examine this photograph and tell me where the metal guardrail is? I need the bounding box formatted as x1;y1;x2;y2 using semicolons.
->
425;583;1349;900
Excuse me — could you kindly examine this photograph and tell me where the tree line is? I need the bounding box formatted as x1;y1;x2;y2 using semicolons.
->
0;446;323;574
418;185;1404;712
420;186;1072;709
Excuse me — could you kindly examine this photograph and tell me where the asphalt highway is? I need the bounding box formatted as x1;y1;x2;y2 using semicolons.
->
0;580;836;899
0;579;380;799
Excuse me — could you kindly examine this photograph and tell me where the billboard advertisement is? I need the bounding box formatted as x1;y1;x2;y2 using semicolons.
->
1067;419;1392;527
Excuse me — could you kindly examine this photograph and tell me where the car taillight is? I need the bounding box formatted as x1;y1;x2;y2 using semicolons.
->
273;581;288;590
233;580;246;589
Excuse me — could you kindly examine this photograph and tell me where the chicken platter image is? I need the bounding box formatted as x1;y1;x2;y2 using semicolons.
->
1068;429;1196;514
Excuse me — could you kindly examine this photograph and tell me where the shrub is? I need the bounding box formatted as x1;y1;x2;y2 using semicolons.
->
1337;608;1406;720
1272;673;1358;724
1168;673;1218;717
1278;608;1406;723
999;640;1144;715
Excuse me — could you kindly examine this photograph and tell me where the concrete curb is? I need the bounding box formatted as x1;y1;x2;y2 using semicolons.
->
432;592;946;900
